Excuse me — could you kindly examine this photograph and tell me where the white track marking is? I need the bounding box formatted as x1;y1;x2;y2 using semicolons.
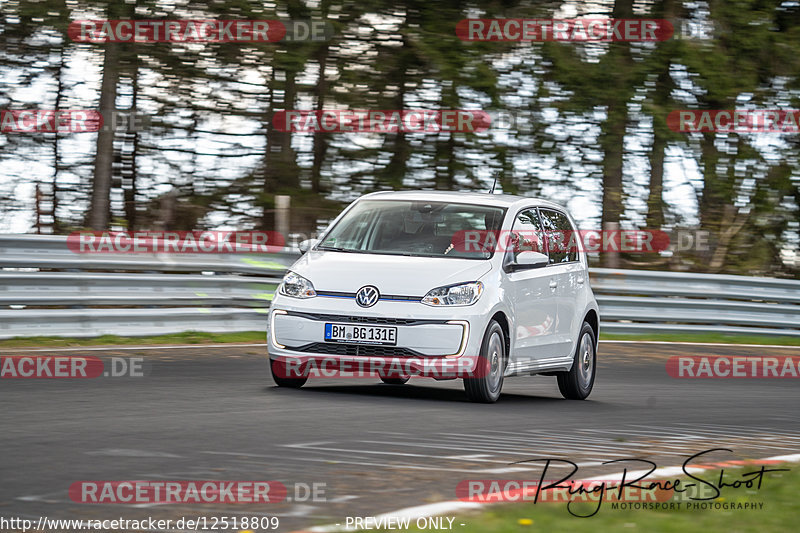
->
202;449;531;474
3;340;798;354
665;423;800;439
355;438;576;458
600;340;800;349
764;453;800;462
283;442;516;463
457;430;653;449
284;455;534;474
426;433;639;455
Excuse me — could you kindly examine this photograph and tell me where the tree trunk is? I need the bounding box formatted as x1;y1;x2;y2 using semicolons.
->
646;132;666;228
311;44;329;194
50;45;65;234
89;42;119;230
599;0;634;267
262;65;300;230
123;58;139;231
646;0;677;230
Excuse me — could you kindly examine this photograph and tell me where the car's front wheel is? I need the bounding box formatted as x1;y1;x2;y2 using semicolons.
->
556;322;596;400
270;358;308;388
463;320;506;403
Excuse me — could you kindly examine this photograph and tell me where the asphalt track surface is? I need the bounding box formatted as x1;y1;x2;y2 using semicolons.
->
2;341;799;532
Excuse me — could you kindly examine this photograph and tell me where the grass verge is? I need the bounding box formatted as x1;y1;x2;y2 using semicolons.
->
0;330;265;348
0;331;798;349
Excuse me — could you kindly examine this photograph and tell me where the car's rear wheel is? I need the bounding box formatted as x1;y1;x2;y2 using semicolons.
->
556;322;596;400
270;358;308;388
380;375;410;385
464;320;506;403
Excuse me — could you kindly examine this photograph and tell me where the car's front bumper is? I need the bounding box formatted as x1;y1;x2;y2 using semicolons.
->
266;295;494;375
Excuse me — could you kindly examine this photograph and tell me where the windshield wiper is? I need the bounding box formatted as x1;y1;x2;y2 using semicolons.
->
316;245;360;253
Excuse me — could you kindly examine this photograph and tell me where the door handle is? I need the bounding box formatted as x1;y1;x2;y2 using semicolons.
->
549;280;558;289
577;277;585;284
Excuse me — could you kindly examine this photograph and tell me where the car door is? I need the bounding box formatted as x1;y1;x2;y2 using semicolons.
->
539;208;582;357
503;208;561;365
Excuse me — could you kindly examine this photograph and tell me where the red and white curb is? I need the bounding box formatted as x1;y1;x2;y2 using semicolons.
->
297;453;800;532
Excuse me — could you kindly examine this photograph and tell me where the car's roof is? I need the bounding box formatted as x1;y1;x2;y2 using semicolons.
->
360;190;566;211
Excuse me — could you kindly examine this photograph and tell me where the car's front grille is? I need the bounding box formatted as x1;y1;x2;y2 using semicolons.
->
288;342;423;357
316;290;421;302
285;311;446;326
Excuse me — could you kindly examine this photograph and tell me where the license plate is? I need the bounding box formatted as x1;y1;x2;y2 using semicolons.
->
324;323;397;345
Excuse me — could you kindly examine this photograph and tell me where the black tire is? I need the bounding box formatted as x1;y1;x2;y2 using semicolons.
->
270;358;308;388
463;320;506;403
380;375;410;385
557;322;596;400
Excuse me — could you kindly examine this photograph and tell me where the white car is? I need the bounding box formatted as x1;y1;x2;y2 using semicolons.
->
267;191;599;403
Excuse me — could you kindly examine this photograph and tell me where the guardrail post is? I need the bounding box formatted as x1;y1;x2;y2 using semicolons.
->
604;221;620;269
275;195;291;245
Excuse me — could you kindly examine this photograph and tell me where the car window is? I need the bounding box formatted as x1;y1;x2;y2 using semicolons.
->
539;209;578;263
505;208;547;263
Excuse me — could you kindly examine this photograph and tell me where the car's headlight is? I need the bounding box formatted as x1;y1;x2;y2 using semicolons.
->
421;281;483;306
279;272;317;299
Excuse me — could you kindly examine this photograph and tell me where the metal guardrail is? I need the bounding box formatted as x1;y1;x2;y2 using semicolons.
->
0;234;290;338
0;234;299;274
589;269;800;336
0;234;799;339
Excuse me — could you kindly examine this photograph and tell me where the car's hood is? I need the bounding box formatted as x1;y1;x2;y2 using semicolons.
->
288;250;493;296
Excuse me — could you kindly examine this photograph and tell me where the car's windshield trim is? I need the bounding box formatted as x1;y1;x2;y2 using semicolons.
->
315;245;494;260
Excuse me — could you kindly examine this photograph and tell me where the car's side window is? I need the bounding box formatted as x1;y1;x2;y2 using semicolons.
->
505;208;547;264
539;209;578;264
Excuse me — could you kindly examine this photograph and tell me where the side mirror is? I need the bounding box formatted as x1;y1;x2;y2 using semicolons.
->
508;251;549;271
298;239;319;254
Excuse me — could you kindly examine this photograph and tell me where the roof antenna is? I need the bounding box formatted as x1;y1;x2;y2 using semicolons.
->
489;176;498;194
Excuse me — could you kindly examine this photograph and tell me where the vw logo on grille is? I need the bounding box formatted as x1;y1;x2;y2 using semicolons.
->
355;285;380;308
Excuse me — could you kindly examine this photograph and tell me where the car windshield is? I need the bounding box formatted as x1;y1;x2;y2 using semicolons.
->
317;199;506;259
